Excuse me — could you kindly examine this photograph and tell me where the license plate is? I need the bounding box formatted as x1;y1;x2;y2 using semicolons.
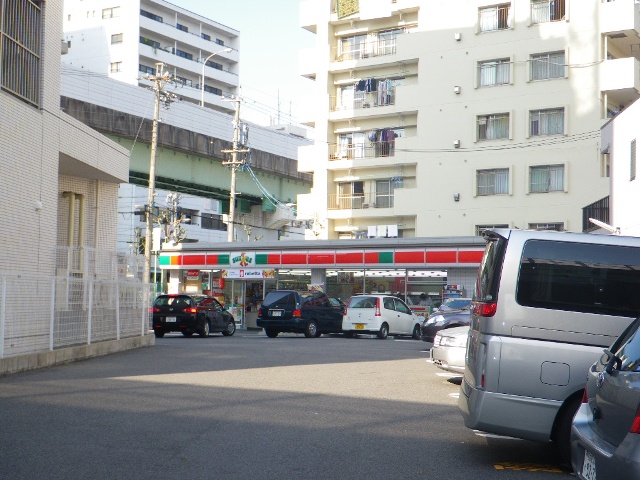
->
165;317;176;323
355;324;365;330
270;310;282;317
582;450;596;480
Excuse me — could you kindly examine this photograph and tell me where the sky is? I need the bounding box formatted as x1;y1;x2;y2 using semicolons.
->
169;0;315;127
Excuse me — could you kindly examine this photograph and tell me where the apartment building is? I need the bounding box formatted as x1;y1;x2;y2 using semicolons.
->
0;0;150;367
63;0;239;114
296;0;637;239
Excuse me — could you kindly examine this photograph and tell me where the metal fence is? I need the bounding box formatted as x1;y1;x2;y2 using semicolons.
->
0;248;151;359
0;274;149;359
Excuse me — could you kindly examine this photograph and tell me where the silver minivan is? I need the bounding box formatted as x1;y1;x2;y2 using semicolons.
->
458;229;640;463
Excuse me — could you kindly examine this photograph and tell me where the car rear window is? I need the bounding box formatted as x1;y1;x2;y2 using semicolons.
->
348;296;377;308
263;291;297;307
154;295;192;307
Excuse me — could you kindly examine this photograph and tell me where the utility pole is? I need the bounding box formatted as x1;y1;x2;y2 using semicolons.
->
143;62;176;290
222;96;249;242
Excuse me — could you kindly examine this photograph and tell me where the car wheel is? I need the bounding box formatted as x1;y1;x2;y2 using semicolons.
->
304;320;318;338
412;324;421;340
199;320;210;337
555;394;582;466
154;330;164;338
265;328;279;338
222;320;236;336
182;331;193;337
345;331;357;338
377;323;389;340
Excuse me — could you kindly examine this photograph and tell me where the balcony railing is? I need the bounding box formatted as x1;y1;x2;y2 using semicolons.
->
334;39;397;61
330;141;396;160
138;39;238;77
328;193;394;210
331;87;396;111
582;196;610;232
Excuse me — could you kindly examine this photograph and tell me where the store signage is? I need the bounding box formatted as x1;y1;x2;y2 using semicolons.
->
222;269;275;279
186;269;200;280
230;252;255;267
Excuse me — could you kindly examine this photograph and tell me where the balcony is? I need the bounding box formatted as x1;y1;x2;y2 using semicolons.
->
300;0;323;33
600;56;640;108
328;193;394;210
331;87;396;111
333;38;397;62
600;0;640;48
138;43;239;88
330;141;396;161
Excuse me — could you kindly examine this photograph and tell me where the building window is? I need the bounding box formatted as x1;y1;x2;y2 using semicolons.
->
1;0;42;107
110;61;122;73
530;164;564;192
111;33;123;44
201;33;211;41
530;51;565;80
528;222;564;231
375;179;401;208
176;23;188;33
203;85;222;96
140;9;162;23
201;213;226;231
476;224;509;236
477;113;509;140
102;7;120;19
139;64;155;75
530;108;564;136
175;49;193;61
531;0;565;24
205;60;223;71
601;152;610;178
631;139;636;181
479;4;511;32
478;58;510;86
477;168;509;195
337;181;364;209
215;38;225;46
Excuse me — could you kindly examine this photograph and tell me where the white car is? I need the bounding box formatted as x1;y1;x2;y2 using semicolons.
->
431;325;469;374
342;294;422;339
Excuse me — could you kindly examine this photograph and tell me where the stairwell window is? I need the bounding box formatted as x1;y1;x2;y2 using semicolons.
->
530;51;565;80
477;113;509;140
110;61;122;73
530;164;564;193
530;108;564;136
478;58;510;86
529;222;564;231
111;33;123;44
1;0;42;107
479;4;511;32
477;168;509;195
531;0;565;24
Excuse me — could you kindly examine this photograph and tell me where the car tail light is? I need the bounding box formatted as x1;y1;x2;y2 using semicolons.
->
293;309;302;318
149;307;160;313
375;297;381;317
343;305;348;316
183;307;198;314
581;387;588;404
630;405;640;434
471;301;497;317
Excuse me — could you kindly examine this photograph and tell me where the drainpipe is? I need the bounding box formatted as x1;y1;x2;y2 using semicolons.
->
77;194;85;274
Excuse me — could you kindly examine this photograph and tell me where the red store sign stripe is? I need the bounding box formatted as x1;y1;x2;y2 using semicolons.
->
426;251;457;264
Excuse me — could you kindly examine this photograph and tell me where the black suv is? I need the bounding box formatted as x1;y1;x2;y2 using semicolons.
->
150;294;236;338
257;290;344;338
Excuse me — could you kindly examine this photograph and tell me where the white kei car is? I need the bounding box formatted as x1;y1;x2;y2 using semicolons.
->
342;294;422;340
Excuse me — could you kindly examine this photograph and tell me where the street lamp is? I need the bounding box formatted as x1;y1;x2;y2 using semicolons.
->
201;47;232;107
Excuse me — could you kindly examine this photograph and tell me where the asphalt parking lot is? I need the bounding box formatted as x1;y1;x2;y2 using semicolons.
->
0;332;570;480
